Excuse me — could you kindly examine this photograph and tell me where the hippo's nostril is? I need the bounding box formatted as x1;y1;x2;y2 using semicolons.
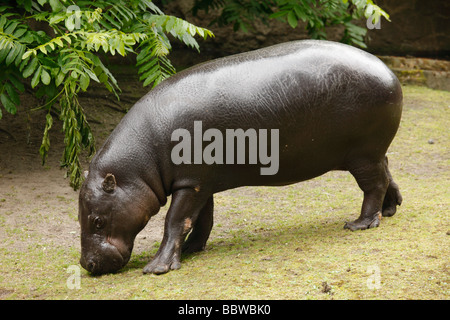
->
87;260;96;272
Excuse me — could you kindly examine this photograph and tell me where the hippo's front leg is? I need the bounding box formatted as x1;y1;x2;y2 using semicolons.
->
143;188;209;275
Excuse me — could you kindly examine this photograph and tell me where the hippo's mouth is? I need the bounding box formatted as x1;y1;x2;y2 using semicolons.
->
107;236;133;265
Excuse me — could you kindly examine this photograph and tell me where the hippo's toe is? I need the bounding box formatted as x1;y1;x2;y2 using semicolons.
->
344;212;382;231
143;253;181;275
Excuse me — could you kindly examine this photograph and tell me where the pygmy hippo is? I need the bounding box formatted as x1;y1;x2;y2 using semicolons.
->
78;40;402;275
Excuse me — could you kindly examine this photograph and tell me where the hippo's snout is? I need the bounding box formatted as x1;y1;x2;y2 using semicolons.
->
80;241;129;275
80;257;101;275
80;253;126;275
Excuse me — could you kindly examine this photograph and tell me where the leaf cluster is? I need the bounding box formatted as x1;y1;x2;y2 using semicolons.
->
0;0;213;189
192;0;389;48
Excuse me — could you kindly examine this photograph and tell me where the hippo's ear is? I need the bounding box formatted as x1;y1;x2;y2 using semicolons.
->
102;173;116;193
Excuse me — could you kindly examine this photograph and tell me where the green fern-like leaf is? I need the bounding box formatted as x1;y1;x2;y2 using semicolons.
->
137;34;176;88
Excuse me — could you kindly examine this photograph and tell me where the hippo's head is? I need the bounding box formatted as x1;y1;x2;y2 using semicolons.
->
78;171;160;275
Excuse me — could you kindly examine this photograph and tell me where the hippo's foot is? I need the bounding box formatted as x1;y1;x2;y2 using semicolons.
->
182;240;205;254
344;211;382;231
382;181;402;217
143;250;181;275
182;234;207;254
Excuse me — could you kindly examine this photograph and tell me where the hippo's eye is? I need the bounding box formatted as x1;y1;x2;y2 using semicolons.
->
94;217;105;229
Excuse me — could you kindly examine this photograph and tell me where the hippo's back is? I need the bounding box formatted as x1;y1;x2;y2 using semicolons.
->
110;40;402;191
146;40;401;130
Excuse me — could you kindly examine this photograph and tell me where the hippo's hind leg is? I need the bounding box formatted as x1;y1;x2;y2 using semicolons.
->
182;195;214;254
344;157;390;231
382;157;402;217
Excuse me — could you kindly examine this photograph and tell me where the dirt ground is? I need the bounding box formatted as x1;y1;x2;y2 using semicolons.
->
0;68;449;299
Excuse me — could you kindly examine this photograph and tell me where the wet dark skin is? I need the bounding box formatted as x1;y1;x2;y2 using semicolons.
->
78;40;402;275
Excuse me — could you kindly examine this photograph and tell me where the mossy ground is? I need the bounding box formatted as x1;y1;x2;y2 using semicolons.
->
0;85;448;300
